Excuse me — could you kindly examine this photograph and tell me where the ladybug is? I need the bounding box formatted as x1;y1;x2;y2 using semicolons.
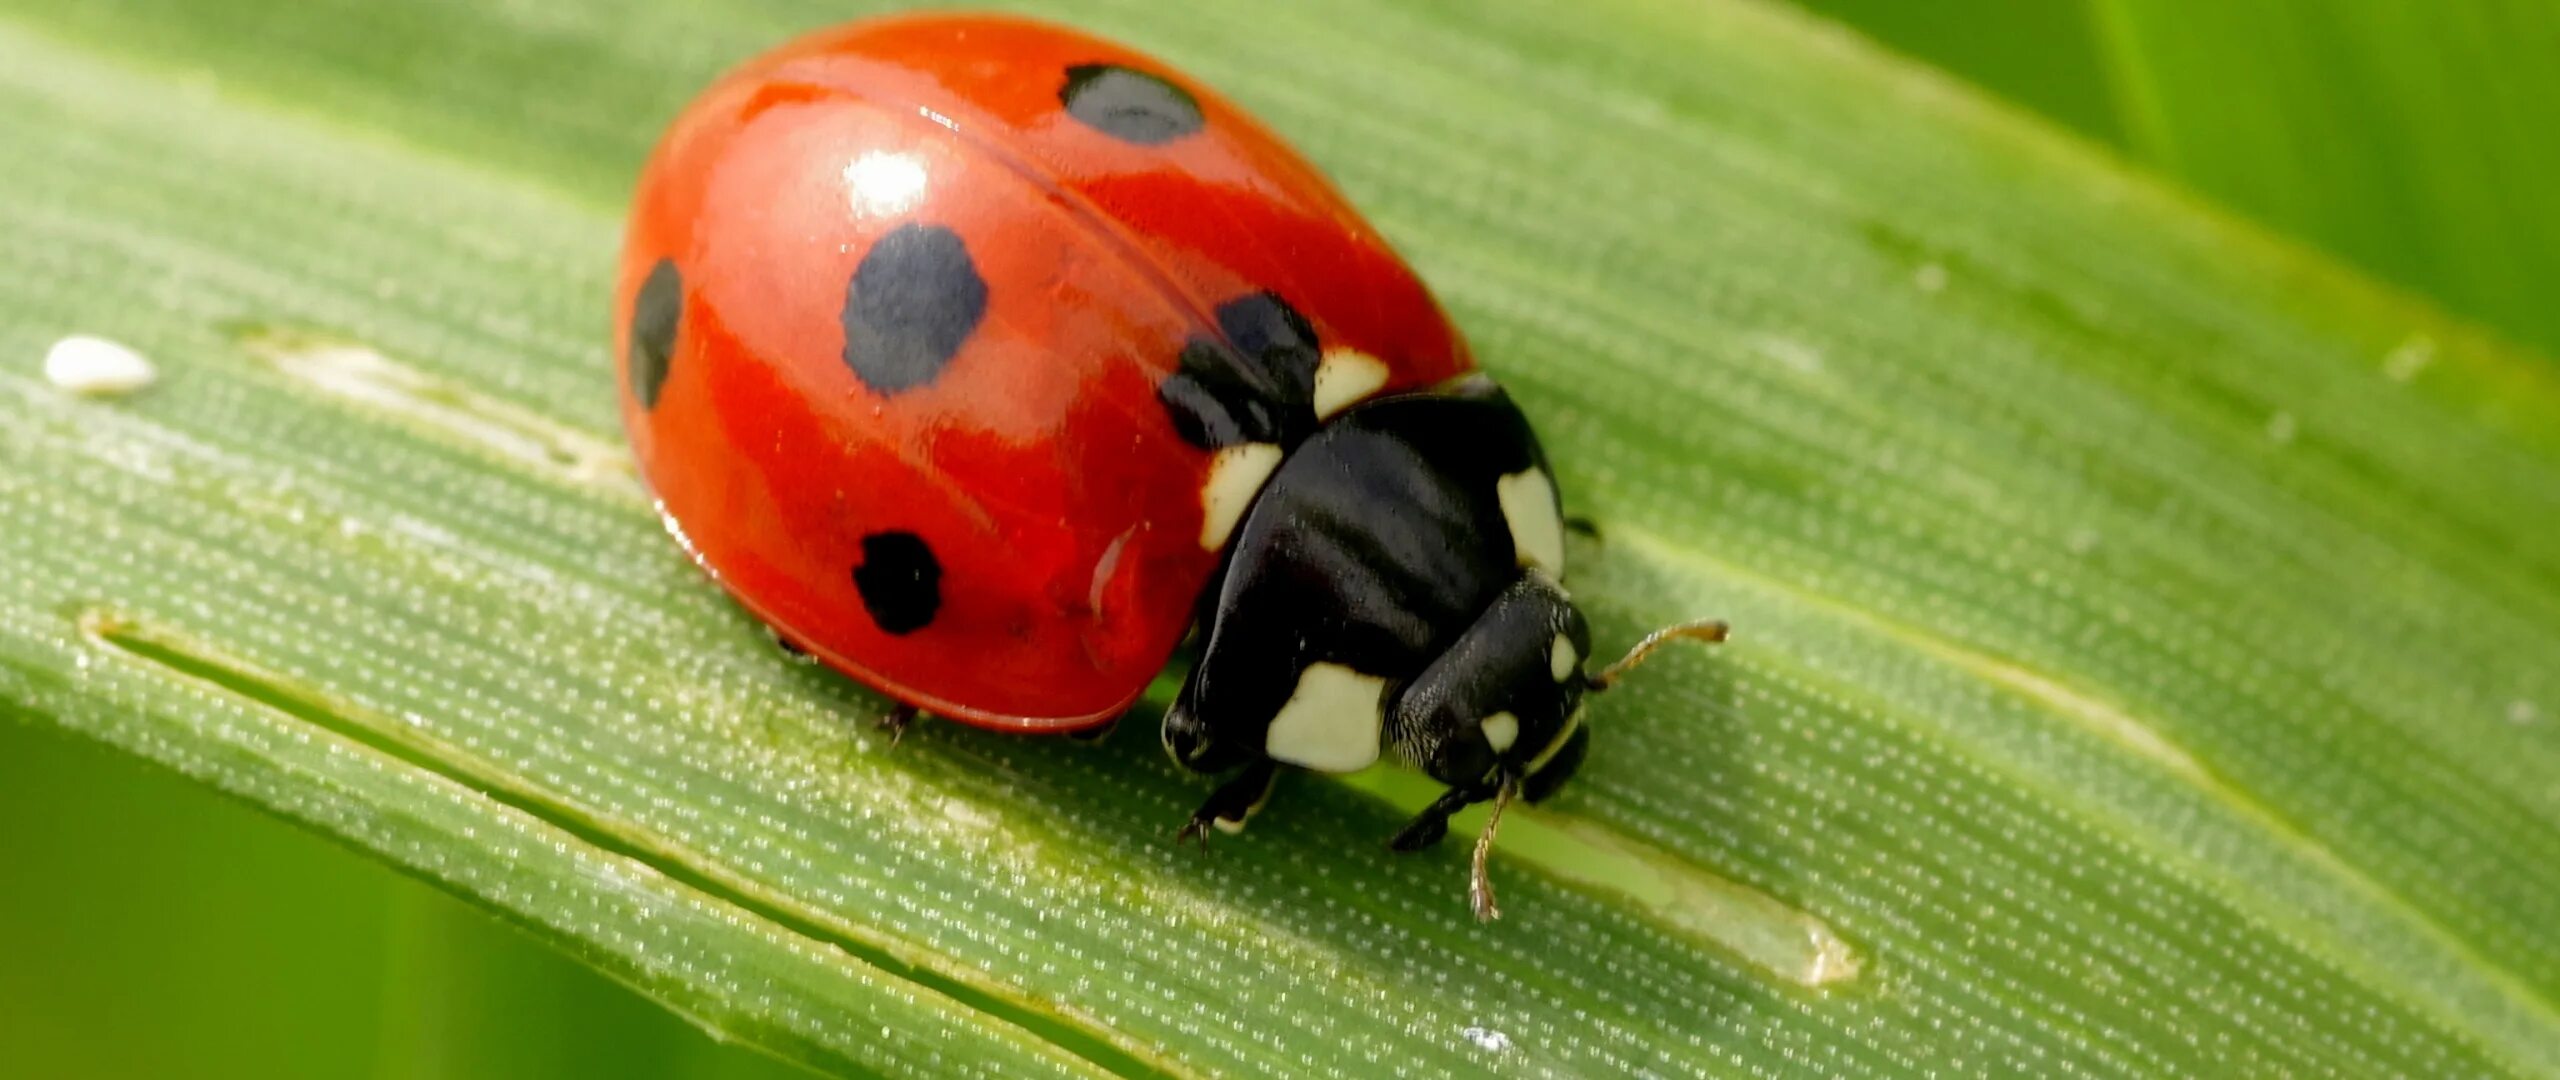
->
616;13;1722;917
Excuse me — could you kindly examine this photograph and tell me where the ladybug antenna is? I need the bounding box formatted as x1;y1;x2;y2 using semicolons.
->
1468;777;1519;922
1587;619;1730;691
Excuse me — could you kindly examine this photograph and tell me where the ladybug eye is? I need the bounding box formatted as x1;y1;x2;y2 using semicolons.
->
1060;63;1204;145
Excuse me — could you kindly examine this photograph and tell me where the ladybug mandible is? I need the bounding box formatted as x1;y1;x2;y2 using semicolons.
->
615;13;1723;918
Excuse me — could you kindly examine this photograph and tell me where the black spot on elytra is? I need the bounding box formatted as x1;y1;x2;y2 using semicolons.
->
842;223;988;394
1158;292;1322;449
628;258;683;409
853;531;941;635
1061;63;1205;145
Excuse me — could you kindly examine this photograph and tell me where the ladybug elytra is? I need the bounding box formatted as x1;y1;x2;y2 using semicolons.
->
616;13;1721;918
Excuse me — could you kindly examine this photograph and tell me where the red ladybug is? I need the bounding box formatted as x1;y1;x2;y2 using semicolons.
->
617;13;1720;917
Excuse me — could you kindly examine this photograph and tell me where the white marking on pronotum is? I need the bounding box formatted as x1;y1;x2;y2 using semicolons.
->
1312;346;1390;420
1495;468;1566;574
44;335;157;397
1198;442;1283;550
1549;634;1579;682
1479;712;1520;754
1264;662;1389;772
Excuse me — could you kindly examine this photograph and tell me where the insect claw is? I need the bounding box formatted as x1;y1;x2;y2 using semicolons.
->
876;703;918;746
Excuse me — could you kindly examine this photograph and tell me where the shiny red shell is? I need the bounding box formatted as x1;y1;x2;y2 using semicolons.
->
616;14;1473;730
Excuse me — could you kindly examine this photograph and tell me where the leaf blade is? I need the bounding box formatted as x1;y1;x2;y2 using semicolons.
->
2;2;2556;1078
2088;0;2560;360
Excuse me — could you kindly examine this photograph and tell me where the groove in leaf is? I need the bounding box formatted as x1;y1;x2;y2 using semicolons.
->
72;607;1174;1080
2;0;2557;1075
1339;767;1864;989
231;325;639;493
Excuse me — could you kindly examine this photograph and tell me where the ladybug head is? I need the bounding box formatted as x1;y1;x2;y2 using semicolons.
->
1388;576;1734;803
1385;571;1593;799
1382;572;1727;916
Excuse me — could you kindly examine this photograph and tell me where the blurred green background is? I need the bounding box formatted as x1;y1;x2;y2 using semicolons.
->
6;0;2551;1075
1798;0;2560;361
0;724;802;1079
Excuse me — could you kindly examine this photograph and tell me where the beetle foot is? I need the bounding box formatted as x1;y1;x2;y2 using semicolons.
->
1388;780;1498;852
1389;812;1450;852
875;703;918;747
1176;761;1278;850
769;630;816;663
1066;714;1120;745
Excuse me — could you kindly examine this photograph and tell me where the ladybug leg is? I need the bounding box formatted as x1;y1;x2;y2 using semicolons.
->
1388;778;1499;852
1066;713;1121;746
768;630;814;661
1175;759;1279;849
1563;515;1602;541
876;702;919;746
1391;772;1529;920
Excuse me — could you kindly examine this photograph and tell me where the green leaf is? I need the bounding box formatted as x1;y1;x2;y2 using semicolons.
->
4;0;2558;1076
1781;0;2133;150
1789;0;2560;363
2087;0;2560;360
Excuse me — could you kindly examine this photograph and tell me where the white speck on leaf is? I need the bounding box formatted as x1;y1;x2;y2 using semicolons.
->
1461;1026;1514;1052
2510;700;2539;726
1914;262;1948;293
44;334;158;397
2383;334;2436;382
2266;411;2298;444
1748;333;1825;376
939;797;996;831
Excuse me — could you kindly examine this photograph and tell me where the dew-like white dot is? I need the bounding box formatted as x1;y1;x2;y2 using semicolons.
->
44;334;157;397
2382;334;2435;382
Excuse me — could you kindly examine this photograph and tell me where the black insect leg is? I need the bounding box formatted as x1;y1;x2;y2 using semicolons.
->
769;629;812;660
1391;776;1527;920
1388;779;1500;852
1066;712;1121;745
1176;759;1280;849
876;702;918;746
